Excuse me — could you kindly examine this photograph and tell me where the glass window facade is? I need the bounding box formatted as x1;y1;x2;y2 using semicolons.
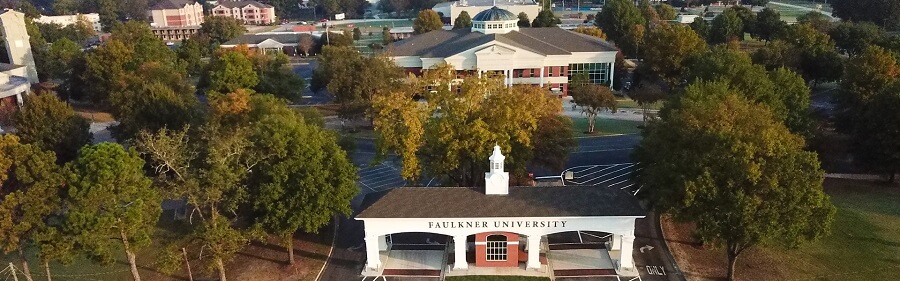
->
568;63;612;85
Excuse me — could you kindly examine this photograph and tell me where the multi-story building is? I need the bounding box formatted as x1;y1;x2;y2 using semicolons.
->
433;0;541;26
211;1;276;25
150;0;205;27
35;13;102;32
387;6;618;96
0;10;38;113
149;0;204;42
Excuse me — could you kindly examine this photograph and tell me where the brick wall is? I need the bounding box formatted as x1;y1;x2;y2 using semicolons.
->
474;232;520;267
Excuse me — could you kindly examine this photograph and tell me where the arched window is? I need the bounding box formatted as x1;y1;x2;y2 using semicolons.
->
485;235;508;261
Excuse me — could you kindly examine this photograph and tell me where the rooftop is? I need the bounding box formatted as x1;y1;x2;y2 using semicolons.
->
221;33;306;45
387;27;618;57
472;6;517;22
356;186;645;219
215;1;274;9
151;0;198;10
435;0;539;8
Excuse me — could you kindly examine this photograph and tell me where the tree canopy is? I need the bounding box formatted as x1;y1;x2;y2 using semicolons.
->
829;22;886;57
752;8;786;42
831;0;900;30
596;0;645;56
852;84;900;182
710;9;743;44
517;12;531;27
641;23;707;86
454;10;473;29
14;93;92;163
532;10;561;27
413;9;443;34
634;81;835;281
199;16;247;45
312;46;404;119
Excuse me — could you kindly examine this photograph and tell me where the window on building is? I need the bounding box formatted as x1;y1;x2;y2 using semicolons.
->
530;69;535;77
486;235;508;261
568;63;612;85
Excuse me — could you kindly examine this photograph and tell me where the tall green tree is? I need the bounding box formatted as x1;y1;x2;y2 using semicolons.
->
831;0;900;30
0;136;66;281
252;52;306;102
517;11;531;27
44;38;82;81
371;64;566;185
596;0;645;56
852;85;900;182
454;10;473;29
248;95;358;265
752;8;786;42
413;9;443;34
199;16;247;45
532;10;561;27
797;11;832;33
838;45;898;109
14;93;92;163
829;22;885;57
634;82;835;281
313;46;404;119
769;67;813;136
110;62;199;141
690;17;710;40
641;23;707;86
204;51;260;93
710;9;743;44
65;143;161;281
176;37;209;76
628;81;666;124
639;0;660;24
655;4;678;21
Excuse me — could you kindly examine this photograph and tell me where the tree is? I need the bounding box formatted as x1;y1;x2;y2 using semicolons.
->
753;8;786;42
454;10;473;29
371;64;566;185
313;46;404;119
532;10;561;27
110;62;199;141
838;45;898;110
710;9;743;44
382;26;392;45
634;82;835;281
176;37;208;76
641;23;707;86
751;40;796;70
204;51;260;93
44;38;82;81
413;9;443;34
778;24;844;86
639;0;660;24
797;11;832;33
596;0;645;56
628;81;666;124
65;143;161;281
530;116;576;171
252;52;306;102
517;12;531;27
831;0;900;30
572;26;607;39
97;0;118;32
14;93;92;163
829;22;885;57
0;136;66;281
655;4;677;21
690;17;710;41
200;16;247;45
853;86;900;182
248;95;358;264
298;34;315;57
572;84;618;134
769;67;813;136
352;27;362;40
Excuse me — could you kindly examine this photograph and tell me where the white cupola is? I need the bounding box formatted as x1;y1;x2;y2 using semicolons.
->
471;6;519;34
484;145;509;195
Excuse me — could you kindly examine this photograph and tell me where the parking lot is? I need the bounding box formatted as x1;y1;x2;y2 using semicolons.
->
562;163;641;195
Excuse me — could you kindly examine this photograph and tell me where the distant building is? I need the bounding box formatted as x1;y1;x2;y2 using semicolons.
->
433;0;541;26
150;0;205;42
220;33;314;55
387;6;618;96
34;13;101;32
211;1;277;25
0;10;38;108
150;0;205;27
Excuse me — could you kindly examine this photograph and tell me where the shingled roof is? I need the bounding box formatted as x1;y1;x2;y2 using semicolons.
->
215;0;274;9
151;0;196;10
356;186;645;219
387;27;617;58
221;34;305;46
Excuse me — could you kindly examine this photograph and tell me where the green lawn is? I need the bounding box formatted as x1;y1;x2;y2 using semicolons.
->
446;276;551;281
616;98;663;110
570;117;643;137
755;179;900;280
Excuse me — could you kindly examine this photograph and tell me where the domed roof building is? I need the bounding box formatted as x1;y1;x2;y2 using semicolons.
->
471;6;519;34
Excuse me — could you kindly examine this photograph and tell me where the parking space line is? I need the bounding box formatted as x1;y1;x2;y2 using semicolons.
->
364;172;400;183
596;170;632;184
575;164;631;180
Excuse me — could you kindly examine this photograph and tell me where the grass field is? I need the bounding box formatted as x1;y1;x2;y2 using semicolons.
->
616;98;663;110
446;276;551;281
570;117;643;137
663;178;900;281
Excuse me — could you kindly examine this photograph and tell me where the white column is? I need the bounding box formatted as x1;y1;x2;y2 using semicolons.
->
378;235;388;251
526;235;541;269
611;233;622;250
453;235;468;270
539;67;545;87
607;62;615;88
619;235;635;271
364;236;382;270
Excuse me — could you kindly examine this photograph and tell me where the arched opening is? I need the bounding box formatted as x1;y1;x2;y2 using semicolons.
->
485;234;508;262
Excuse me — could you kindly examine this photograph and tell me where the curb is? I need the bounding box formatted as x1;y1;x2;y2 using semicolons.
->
656;212;688;281
314;217;340;281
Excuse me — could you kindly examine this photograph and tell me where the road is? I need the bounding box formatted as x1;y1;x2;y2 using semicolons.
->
291;60;334;105
318;133;684;281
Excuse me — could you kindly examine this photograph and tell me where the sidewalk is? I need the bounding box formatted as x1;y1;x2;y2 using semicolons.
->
561;96;653;122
